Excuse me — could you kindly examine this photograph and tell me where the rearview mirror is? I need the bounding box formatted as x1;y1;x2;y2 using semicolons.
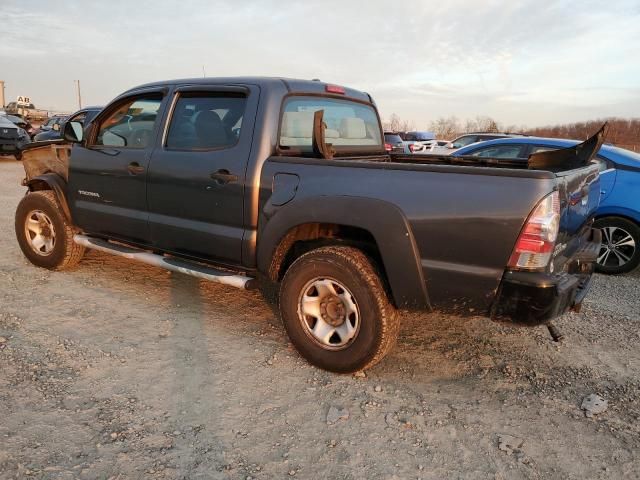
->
63;121;83;143
52;123;60;131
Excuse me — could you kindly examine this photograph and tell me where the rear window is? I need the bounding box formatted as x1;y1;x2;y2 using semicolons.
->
384;133;403;144
280;96;381;151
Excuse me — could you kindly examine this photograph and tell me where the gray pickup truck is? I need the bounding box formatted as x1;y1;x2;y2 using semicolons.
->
15;77;602;372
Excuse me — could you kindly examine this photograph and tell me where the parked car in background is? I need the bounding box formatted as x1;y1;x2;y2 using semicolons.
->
34;107;102;142
402;131;436;153
4;114;35;138
5;101;49;122
454;137;640;274
33;115;67;137
447;133;518;152
0;115;30;159
383;131;405;153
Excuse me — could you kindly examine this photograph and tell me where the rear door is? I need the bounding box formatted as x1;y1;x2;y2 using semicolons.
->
146;84;258;265
67;89;168;244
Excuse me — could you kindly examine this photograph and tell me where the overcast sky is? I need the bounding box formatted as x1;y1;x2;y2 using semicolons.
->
1;0;639;128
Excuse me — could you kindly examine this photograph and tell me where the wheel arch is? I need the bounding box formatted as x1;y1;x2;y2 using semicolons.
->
25;173;71;222
257;196;430;310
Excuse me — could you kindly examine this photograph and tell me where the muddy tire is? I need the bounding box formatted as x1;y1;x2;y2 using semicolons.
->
279;246;399;373
15;191;85;270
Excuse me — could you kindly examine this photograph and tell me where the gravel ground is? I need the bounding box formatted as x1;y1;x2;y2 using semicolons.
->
0;157;638;479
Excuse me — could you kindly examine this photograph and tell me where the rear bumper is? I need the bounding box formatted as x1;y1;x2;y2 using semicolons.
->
491;229;601;325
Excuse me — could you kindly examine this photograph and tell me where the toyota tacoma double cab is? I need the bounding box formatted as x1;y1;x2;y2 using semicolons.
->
15;77;603;372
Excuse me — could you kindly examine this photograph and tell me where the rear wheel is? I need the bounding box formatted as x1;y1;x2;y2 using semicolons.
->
594;216;640;274
15;191;85;270
279;246;400;373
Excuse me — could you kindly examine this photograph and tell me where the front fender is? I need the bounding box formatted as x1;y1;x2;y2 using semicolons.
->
25;173;72;222
257;196;430;310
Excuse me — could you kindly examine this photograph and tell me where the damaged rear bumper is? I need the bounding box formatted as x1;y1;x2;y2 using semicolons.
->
491;229;601;326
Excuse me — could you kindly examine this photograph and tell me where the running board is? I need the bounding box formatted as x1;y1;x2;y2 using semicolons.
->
73;234;257;290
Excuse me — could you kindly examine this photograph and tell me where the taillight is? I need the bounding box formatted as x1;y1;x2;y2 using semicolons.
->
508;191;560;270
325;84;345;94
408;143;416;153
384;143;392;152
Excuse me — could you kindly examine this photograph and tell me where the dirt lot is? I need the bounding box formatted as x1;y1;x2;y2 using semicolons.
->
0;157;638;480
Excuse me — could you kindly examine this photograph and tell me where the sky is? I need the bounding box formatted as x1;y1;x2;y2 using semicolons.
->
1;0;639;128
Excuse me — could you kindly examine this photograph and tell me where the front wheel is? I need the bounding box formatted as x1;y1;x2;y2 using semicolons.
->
15;191;85;270
594;217;640;274
279;246;400;373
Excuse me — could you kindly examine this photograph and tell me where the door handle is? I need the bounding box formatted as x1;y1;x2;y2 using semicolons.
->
127;162;145;175
210;169;238;185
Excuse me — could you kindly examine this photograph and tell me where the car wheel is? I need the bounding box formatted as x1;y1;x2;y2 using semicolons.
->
279;246;400;373
594;217;640;274
15;191;85;270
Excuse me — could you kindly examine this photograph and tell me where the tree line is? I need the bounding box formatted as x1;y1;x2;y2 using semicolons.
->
382;114;640;151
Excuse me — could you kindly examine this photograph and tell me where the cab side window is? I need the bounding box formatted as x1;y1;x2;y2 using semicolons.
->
165;93;247;151
95;95;162;149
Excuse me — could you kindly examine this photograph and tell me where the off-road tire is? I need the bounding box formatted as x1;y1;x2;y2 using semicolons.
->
279;246;400;373
594;216;640;274
15;191;85;270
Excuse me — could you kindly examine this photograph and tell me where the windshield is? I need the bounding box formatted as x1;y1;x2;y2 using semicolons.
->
280;96;381;152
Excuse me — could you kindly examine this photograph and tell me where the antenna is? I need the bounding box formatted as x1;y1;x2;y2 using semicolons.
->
74;80;82;109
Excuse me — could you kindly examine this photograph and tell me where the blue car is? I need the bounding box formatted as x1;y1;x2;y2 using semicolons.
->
454;137;640;274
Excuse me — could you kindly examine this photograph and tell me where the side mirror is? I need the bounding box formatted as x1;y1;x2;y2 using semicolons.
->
63;121;83;143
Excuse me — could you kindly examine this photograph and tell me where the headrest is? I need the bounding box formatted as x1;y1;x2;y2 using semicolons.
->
281;111;314;138
194;110;226;146
339;117;366;139
325;128;339;138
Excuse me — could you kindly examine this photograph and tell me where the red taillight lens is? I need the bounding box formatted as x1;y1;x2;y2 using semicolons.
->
384;143;392;152
408;143;416;153
508;191;560;270
325;84;345;94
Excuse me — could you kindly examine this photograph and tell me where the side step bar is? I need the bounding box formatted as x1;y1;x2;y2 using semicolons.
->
73;234;257;290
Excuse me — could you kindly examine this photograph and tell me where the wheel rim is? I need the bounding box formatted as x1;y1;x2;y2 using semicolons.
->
598;226;636;268
297;277;360;350
24;209;56;256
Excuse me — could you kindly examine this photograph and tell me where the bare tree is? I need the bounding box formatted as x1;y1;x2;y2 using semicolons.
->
523;117;640;152
429;116;460;140
382;113;414;133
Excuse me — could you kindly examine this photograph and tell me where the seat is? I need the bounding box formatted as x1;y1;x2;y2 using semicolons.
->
280;111;314;146
334;117;378;145
194;110;229;148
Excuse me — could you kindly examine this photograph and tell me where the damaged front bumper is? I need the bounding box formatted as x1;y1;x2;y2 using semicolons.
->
491;229;601;326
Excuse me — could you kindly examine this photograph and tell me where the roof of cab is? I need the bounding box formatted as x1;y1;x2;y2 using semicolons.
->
120;77;373;103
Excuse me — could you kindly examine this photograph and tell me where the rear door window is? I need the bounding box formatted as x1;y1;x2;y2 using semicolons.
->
280;96;381;152
165;93;247;150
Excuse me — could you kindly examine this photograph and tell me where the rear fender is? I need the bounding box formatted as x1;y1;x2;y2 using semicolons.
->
25;173;71;222
258;196;430;310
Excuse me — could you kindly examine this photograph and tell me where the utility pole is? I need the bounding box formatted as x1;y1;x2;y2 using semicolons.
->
202;65;206;78
74;80;82;109
0;80;5;108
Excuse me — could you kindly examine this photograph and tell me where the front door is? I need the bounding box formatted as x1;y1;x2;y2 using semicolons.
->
147;85;258;265
68;91;167;244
